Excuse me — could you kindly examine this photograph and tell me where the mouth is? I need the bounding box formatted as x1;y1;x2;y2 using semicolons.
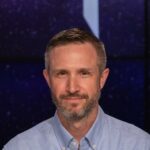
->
60;94;88;104
63;97;84;103
64;97;83;100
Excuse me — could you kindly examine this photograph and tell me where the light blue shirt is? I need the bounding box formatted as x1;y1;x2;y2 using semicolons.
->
3;107;150;150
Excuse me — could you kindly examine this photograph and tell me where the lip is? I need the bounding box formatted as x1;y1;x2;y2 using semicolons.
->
63;98;83;102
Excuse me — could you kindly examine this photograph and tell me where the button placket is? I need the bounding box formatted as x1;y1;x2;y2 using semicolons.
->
70;139;79;150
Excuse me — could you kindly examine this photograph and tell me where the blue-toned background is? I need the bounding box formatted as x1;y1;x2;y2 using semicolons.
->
0;0;149;148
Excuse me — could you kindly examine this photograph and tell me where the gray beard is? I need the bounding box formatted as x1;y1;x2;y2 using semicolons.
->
51;92;101;121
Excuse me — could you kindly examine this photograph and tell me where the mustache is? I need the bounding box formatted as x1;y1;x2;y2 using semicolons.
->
60;93;89;100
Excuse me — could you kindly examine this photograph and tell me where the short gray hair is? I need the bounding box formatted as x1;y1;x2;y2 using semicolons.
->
44;28;107;73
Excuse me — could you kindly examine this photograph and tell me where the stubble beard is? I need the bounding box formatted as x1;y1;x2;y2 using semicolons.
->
51;91;101;121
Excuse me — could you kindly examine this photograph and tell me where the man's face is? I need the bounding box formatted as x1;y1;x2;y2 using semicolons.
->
43;43;109;121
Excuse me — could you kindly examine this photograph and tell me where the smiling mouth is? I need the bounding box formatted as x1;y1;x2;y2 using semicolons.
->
64;97;83;100
60;94;89;102
63;97;84;102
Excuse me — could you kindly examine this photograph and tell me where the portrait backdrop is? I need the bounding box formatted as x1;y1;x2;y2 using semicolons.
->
0;0;149;149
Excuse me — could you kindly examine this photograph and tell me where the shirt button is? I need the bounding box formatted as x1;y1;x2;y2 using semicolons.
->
72;139;78;146
73;141;78;146
61;147;66;150
92;145;96;149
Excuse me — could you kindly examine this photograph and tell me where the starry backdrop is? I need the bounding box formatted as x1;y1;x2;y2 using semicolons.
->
0;0;149;148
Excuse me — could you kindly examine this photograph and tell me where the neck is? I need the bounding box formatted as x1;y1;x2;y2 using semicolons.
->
57;106;99;142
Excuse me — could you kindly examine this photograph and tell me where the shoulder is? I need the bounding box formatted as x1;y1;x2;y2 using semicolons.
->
3;117;58;150
104;113;150;149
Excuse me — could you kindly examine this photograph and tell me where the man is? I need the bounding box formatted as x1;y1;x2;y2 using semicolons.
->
3;28;150;150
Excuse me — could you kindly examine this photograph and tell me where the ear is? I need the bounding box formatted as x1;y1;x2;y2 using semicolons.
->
43;69;51;87
99;68;109;89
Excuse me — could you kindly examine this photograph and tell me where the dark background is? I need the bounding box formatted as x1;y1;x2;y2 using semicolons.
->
0;0;149;149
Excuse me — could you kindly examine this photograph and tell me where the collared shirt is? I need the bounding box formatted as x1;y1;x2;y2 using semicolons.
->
50;107;103;150
3;107;150;150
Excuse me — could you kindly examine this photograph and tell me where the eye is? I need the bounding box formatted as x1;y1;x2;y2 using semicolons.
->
80;70;91;77
55;70;68;77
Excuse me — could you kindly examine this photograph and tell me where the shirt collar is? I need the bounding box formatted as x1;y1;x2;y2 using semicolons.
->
51;112;73;148
85;106;105;147
51;106;105;148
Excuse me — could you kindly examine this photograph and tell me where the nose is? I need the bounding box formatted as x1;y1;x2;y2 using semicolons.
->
66;75;79;93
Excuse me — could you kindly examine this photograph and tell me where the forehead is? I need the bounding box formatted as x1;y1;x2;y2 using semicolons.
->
49;43;98;70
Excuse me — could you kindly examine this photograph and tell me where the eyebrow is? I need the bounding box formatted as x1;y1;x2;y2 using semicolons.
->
51;67;94;73
77;68;94;72
50;69;67;74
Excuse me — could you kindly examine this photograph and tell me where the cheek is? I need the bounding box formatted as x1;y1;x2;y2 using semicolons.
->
50;79;67;95
81;78;100;94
